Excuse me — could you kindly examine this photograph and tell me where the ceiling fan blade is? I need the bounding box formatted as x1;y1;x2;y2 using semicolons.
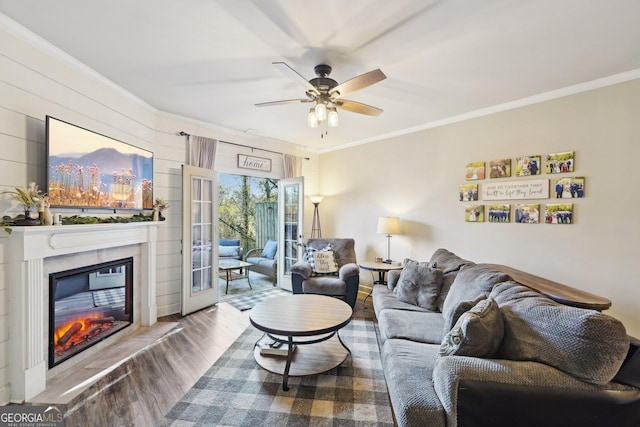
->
255;98;313;107
330;69;386;98
273;62;319;96
334;99;383;116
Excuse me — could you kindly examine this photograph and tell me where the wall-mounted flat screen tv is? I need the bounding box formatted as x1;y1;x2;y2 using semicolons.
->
46;116;154;210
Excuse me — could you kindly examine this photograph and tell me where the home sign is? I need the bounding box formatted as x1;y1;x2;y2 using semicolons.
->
237;154;272;172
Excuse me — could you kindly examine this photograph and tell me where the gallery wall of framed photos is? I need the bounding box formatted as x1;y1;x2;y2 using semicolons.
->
461;151;584;224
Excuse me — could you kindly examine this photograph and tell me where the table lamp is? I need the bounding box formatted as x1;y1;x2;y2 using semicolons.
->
377;216;401;263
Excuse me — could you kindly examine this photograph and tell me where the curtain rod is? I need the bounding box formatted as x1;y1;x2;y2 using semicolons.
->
178;131;309;160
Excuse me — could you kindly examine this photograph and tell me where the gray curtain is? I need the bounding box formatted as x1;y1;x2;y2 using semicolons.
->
283;154;302;178
189;135;217;169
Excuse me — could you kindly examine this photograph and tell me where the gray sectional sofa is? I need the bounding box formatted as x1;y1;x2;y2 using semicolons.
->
373;248;640;427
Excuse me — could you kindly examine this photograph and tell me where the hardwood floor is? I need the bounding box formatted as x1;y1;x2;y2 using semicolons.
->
29;281;375;426
30;302;249;427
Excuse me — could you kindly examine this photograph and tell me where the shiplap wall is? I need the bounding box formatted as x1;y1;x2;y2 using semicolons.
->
0;20;315;404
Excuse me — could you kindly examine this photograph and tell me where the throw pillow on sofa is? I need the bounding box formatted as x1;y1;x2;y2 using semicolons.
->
395;260;444;310
439;297;504;358
441;264;511;332
491;281;630;385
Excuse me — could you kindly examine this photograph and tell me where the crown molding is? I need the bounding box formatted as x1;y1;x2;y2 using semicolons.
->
318;68;640;154
0;13;156;113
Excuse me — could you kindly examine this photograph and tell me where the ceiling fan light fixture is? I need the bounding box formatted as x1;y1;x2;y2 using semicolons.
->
327;108;339;127
314;102;327;121
307;108;319;127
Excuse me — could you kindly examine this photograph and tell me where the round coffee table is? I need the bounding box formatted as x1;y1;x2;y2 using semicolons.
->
249;294;352;391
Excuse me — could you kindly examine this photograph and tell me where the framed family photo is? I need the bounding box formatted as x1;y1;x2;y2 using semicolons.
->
465;161;485;180
553;177;585;199
459;183;478;201
545;204;573;224
465;205;484;222
488;204;510;222
516;155;541;176
489;159;511;178
515;204;540;223
546;151;574;174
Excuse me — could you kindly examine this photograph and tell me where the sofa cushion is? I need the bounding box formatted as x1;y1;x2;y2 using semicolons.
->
491;281;630;385
435;271;457;312
378;309;445;344
260;239;278;259
395;260;444;310
372;285;431;315
439;297;503;358
442;264;511;332
429;248;475;273
219;245;240;257
381;339;446;427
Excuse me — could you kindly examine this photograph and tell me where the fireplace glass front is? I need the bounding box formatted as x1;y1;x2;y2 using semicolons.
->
49;257;133;367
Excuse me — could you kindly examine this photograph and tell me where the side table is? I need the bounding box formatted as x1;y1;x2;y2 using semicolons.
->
359;261;404;308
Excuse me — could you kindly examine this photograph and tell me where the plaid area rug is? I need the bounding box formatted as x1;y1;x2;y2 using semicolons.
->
159;311;394;426
224;288;290;311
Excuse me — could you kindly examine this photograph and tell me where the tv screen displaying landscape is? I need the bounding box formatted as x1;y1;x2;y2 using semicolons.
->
46;116;154;210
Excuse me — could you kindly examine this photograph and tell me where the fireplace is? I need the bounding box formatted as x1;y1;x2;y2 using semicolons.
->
49;258;134;367
4;222;159;402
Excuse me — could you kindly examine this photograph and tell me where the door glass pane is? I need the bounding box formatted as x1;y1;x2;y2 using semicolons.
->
283;183;299;277
192;269;201;293
191;176;212;294
192;202;201;223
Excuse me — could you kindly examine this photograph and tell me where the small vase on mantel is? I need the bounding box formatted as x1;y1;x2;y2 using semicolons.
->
15;209;41;226
153;206;160;222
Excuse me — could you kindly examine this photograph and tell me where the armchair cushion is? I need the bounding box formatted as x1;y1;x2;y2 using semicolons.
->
439;297;503;358
260;239;278;259
395;260;443;310
302;275;346;296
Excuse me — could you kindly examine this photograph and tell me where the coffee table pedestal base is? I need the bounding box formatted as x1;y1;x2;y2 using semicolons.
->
254;336;348;390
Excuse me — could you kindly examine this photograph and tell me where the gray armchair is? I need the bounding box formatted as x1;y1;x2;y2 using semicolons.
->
291;238;360;309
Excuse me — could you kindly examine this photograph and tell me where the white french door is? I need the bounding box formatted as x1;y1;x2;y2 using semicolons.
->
181;164;218;315
278;177;304;291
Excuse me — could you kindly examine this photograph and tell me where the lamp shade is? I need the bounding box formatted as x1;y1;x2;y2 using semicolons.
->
377;216;401;235
309;195;324;204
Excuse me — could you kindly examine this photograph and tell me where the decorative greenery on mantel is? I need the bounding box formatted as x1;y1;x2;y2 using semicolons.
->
2;213;155;234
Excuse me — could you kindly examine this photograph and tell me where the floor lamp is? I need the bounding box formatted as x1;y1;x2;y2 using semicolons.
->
377;216;401;263
309;196;324;238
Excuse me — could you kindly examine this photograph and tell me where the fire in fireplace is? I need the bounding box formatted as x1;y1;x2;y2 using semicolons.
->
49;257;133;367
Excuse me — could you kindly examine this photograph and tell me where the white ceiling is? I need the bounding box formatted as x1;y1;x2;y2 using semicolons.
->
2;0;640;152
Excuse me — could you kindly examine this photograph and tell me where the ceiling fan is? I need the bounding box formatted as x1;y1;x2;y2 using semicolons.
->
256;62;386;128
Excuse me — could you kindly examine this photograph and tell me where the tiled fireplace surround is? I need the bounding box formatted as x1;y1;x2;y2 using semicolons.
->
5;222;159;403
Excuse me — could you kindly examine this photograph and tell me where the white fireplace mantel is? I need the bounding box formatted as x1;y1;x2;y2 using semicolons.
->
4;222;159;403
